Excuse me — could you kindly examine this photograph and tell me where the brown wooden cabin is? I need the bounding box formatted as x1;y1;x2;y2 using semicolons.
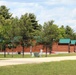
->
52;39;76;53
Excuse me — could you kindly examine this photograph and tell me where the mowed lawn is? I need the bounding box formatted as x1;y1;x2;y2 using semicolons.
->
0;60;76;75
0;53;76;58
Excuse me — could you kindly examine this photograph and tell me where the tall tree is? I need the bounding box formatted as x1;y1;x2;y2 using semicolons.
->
0;5;13;57
58;25;66;39
19;13;40;57
0;5;12;19
65;25;74;39
41;20;59;56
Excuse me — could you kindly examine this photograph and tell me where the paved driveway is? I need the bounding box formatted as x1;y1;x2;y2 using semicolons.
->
0;56;76;66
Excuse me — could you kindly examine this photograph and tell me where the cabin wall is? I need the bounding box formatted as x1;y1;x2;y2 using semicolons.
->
70;45;75;52
0;42;76;53
5;45;46;53
52;42;75;52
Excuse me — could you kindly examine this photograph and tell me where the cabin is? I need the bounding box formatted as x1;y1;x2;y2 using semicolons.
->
0;38;76;53
52;39;76;53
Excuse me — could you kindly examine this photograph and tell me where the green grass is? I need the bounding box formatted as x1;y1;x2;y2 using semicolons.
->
0;60;76;75
45;53;76;57
0;53;76;58
0;54;31;58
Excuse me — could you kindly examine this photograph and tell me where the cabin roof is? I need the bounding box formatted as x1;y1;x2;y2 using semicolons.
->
59;39;70;44
71;40;76;45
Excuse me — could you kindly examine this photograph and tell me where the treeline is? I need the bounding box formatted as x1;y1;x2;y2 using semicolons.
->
0;5;76;57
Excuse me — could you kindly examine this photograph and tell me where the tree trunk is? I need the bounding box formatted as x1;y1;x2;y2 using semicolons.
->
4;49;6;57
4;45;6;57
68;44;70;53
45;46;47;57
22;46;24;57
49;49;52;54
30;46;32;55
12;48;13;57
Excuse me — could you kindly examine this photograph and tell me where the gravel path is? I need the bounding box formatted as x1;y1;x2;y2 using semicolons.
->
0;56;76;66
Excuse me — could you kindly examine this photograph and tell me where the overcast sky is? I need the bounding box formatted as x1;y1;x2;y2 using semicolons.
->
0;0;76;31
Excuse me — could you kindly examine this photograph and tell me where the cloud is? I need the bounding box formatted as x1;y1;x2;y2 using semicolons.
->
0;1;8;5
45;0;76;5
11;2;43;18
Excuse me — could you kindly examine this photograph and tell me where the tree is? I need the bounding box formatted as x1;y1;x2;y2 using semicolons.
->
6;17;20;57
0;6;13;57
72;33;76;39
58;25;66;39
0;16;13;57
0;5;12;19
65;25;74;39
58;25;76;39
0;15;19;57
19;13;41;57
41;20;59;56
0;39;7;57
29;13;41;31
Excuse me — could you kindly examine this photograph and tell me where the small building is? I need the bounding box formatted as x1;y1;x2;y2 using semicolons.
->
1;38;76;53
70;40;76;52
52;39;76;53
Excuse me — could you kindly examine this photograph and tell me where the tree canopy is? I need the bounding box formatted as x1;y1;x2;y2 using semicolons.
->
0;5;12;19
0;5;76;56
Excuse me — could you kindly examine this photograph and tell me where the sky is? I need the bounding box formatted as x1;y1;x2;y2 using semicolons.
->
0;0;76;31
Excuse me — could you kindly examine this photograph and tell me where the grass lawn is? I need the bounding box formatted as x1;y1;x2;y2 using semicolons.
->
0;54;31;58
0;60;76;75
46;53;76;57
0;53;76;58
